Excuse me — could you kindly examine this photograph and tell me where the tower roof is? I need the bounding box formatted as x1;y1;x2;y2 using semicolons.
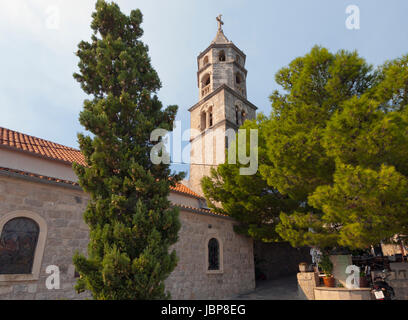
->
197;15;246;60
212;14;230;44
212;29;230;44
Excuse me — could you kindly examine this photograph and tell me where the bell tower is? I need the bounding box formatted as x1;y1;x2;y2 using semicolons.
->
187;15;257;196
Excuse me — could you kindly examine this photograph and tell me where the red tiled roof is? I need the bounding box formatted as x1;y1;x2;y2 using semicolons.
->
171;182;202;198
0;127;201;198
0;127;86;166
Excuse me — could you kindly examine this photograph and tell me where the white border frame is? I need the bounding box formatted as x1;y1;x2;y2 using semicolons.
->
0;210;47;282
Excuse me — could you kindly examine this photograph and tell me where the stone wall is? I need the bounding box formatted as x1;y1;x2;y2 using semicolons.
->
387;262;408;300
0;175;90;300
297;272;319;300
382;243;407;256
0;175;255;300
254;242;312;280
165;210;255;299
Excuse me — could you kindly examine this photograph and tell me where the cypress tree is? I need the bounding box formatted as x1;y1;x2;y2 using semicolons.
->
72;0;183;299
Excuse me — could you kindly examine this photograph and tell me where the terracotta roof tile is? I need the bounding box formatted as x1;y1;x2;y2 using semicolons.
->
0;127;202;199
171;182;202;198
0;127;86;166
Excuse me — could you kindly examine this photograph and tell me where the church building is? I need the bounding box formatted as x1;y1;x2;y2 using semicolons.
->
0;17;256;300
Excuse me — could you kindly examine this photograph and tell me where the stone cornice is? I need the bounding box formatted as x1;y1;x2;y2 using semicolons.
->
188;84;258;112
197;42;246;62
189;119;239;143
0;167;82;191
197;61;248;79
173;204;234;221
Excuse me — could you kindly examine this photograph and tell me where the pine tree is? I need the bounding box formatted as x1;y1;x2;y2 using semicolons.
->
201;115;299;242
72;0;183;299
264;48;408;249
202;46;408;250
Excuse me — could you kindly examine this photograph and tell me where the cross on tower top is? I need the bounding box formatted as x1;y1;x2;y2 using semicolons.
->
216;14;224;31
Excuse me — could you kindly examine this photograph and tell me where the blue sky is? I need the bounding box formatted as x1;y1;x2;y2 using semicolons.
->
1;0;408;175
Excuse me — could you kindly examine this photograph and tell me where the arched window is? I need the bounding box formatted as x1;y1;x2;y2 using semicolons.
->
201;112;207;131
0;217;39;274
202;73;211;87
208;238;220;271
236;72;242;84
203;56;209;66
208;107;213;127
218;50;226;62
235;106;240;125
241;110;247;124
201;73;211;97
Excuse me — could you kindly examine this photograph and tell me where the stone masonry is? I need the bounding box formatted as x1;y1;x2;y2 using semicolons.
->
165;210;255;299
0;174;255;300
0;175;90;300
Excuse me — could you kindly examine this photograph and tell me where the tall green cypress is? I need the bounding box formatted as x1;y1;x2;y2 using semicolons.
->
72;0;183;299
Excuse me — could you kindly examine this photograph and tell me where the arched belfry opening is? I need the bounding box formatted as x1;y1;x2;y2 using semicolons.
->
200;111;207;131
203;55;209;66
236;72;242;84
241;110;247;124
201;73;211;97
202;73;211;87
208;107;213;127
218;50;226;62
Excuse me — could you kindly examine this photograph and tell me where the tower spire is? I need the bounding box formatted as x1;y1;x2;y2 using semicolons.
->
212;15;229;44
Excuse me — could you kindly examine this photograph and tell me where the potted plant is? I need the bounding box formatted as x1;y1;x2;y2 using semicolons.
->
319;254;335;287
359;270;369;288
299;262;308;273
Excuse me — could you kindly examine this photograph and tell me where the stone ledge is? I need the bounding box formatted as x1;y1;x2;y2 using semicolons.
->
314;287;371;291
314;286;372;300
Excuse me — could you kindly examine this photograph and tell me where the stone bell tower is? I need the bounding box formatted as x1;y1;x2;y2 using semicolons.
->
188;15;257;196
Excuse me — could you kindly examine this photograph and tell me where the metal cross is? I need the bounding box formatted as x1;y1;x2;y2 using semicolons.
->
216;14;224;31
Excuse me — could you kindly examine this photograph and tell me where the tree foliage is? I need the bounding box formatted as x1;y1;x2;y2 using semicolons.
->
72;0;183;299
203;46;408;250
202;116;298;242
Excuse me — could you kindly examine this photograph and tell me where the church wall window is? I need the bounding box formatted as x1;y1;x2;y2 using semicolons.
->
208;107;213;127
0;217;39;274
205;235;223;273
208;238;220;270
235;106;239;125
0;211;47;282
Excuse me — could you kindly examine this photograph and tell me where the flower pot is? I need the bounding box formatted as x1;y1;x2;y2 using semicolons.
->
323;276;335;288
359;276;369;288
299;262;308;273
